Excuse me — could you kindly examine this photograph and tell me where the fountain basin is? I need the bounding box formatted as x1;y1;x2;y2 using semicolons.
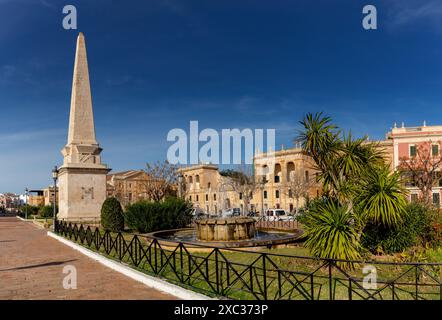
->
195;217;256;241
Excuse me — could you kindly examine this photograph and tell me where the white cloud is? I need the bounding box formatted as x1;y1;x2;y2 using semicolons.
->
387;0;442;30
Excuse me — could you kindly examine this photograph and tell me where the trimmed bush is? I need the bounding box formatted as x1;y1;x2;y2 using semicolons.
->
101;197;124;232
124;197;192;233
361;203;442;254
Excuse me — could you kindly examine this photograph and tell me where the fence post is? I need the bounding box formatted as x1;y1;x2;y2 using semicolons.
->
215;248;220;294
328;260;333;300
262;253;267;300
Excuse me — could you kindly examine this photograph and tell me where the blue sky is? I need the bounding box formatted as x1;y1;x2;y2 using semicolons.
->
2;0;442;193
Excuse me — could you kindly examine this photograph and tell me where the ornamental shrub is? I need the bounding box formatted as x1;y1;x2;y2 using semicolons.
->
39;205;56;218
361;202;442;254
124;197;192;233
101;197;125;232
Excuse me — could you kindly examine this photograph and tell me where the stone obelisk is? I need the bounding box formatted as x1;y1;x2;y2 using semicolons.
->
58;32;111;222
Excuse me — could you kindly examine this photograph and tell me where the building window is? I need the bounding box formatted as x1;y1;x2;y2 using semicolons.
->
263;191;267;199
305;170;309;182
196;195;199;201
288;189;293;198
274;175;280;183
213;194;216;201
409;145;416;157
208;182;211;189
205;194;208;201
239;193;243;200
433;193;440;207
189;196;192;201
432;144;440;157
411;194;418;203
275;190;280;199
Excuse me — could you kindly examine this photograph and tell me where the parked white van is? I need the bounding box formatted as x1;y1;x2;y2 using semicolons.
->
264;209;293;221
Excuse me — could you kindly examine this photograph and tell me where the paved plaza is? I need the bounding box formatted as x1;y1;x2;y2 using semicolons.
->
0;217;176;300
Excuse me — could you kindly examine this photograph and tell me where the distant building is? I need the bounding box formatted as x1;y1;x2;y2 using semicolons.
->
106;170;150;207
0;193;21;210
43;186;59;206
386;122;442;206
178;164;231;215
28;190;44;207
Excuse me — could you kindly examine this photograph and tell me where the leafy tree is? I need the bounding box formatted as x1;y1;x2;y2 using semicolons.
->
101;197;125;232
39;205;57;218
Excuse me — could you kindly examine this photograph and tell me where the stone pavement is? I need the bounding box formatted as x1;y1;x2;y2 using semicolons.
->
0;217;176;300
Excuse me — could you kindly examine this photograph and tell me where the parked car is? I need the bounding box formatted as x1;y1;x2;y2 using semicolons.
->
264;209;294;221
246;211;257;217
221;208;241;218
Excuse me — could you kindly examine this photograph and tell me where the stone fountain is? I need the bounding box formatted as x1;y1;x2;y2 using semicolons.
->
150;216;302;248
195;217;256;242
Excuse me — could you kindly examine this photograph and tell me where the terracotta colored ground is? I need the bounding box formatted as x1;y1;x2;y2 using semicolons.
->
0;217;177;300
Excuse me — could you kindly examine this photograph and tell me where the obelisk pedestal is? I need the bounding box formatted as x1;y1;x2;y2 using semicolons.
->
58;32;111;222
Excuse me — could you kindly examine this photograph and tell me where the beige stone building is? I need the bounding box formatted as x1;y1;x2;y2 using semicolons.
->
253;147;321;214
43;187;59;206
28;190;45;207
106;170;150;207
179;164;226;215
179;147;321;215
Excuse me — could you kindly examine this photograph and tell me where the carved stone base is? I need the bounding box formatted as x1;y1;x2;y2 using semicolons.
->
57;166;111;221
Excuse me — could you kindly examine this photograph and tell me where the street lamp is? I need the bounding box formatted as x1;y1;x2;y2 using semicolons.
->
52;166;58;231
25;188;29;219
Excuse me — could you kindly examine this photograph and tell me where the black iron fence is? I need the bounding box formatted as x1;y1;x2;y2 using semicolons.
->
55;221;442;300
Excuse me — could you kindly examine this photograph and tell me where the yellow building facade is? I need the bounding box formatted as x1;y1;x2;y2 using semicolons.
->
179;147;321;215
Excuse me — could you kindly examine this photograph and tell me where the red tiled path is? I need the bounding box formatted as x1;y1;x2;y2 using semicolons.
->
0;217;176;300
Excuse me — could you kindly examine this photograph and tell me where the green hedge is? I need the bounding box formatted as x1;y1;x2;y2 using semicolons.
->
124;197;193;233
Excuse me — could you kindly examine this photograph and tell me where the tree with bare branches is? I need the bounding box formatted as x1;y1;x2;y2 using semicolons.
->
283;165;315;214
398;141;442;206
142;160;178;201
219;165;262;215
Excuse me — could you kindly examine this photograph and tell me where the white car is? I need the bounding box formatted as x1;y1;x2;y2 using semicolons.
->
264;209;294;222
221;208;241;218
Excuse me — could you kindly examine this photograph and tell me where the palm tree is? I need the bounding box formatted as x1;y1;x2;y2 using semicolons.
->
356;165;407;227
297;112;407;261
303;199;361;268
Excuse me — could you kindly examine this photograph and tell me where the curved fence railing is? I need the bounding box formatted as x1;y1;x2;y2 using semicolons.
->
55;220;442;300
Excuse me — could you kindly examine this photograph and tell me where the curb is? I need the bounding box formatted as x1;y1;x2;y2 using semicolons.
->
16;216;27;221
47;231;215;300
